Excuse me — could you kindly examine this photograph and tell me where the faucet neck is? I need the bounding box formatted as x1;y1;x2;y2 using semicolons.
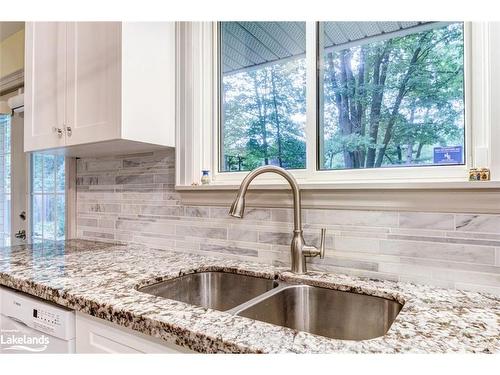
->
230;165;326;275
237;166;302;232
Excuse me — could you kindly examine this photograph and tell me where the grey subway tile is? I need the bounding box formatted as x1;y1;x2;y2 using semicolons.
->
184;206;210;218
175;225;227;240
140;205;184;216
210;207;271;221
77;218;98;227
82;231;115;240
115;174;154;184
334;236;380;254
77;203;121;214
258;231;291;246
388;233;500;248
228;227;259;243
116;219;175;235
309;255;378;272
154;173;175;184
306;209;398;227
399;212;455;231
380;240;495;264
199;243;258;257
456;214;500;233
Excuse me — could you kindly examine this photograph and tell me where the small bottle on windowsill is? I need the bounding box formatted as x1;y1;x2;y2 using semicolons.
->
201;170;211;185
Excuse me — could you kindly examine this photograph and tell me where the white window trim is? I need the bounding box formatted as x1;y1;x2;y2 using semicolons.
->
176;22;500;189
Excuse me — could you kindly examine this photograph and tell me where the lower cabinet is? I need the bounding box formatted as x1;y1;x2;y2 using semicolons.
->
75;312;194;353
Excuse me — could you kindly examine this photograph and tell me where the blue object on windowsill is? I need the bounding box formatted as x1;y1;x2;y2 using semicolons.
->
433;146;463;164
201;170;211;185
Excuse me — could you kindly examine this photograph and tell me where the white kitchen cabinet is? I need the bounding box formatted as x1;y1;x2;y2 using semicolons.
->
24;22;66;151
65;22;122;146
24;22;175;156
75;312;193;354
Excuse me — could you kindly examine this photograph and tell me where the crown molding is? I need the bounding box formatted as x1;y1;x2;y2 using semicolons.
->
0;69;24;96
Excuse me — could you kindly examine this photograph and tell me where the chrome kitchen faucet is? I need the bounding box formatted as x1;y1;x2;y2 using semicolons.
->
229;165;326;274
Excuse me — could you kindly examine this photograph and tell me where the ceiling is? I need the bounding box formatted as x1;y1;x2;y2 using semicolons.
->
0;22;25;42
221;21;445;74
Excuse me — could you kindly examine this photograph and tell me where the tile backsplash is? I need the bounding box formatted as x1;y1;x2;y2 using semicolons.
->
76;149;500;295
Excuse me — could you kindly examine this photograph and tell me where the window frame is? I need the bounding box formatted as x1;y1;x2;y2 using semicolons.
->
27;154;74;243
175;21;500;189
316;22;469;174
29;153;66;242
215;22;311;177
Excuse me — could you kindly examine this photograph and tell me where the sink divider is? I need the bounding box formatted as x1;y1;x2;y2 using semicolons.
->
227;283;296;315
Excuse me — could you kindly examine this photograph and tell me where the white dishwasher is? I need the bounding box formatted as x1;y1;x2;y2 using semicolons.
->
0;286;75;353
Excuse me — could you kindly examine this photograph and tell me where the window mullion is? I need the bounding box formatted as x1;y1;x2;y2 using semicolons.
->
306;21;318;176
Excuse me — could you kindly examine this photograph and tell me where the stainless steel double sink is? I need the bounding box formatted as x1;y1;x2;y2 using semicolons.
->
138;271;403;341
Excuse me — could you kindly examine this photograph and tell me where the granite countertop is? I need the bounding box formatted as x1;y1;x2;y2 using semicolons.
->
0;239;498;353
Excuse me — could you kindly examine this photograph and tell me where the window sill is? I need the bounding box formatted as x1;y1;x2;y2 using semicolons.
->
176;179;500;191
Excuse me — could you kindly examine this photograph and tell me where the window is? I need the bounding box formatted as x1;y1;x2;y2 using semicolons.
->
0;114;11;246
220;22;307;172
319;22;465;170
177;22;500;188
217;22;467;176
31;154;65;242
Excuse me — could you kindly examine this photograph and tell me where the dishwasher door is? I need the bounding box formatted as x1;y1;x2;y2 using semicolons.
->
0;287;75;354
0;313;75;353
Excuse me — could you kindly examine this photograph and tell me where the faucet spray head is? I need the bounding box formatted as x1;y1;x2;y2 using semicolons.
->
229;196;245;218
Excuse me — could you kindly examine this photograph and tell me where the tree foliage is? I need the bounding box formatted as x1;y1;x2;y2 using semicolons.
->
222;59;307;171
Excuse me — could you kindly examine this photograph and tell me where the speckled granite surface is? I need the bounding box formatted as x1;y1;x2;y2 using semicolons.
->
0;239;498;353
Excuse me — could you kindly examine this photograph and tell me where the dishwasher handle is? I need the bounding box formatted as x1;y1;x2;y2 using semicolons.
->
4;315;29;327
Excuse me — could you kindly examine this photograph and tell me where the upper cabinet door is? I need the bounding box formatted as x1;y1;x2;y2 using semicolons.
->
65;22;121;146
24;22;67;152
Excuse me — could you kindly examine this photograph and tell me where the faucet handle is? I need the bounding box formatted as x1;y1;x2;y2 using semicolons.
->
319;228;326;259
303;228;327;259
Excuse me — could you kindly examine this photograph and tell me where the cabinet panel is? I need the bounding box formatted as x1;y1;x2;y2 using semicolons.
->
24;22;66;151
121;22;175;146
66;22;121;146
75;312;193;354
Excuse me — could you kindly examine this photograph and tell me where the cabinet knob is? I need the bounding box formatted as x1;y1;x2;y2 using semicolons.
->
53;127;63;138
66;126;72;137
